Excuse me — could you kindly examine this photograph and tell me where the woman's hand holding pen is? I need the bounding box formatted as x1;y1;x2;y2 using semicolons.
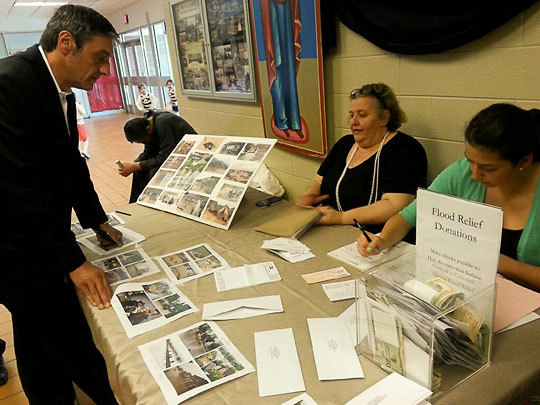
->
356;229;387;257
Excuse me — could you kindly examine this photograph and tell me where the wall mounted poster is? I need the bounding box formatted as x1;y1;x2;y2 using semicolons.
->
137;135;276;229
249;0;327;157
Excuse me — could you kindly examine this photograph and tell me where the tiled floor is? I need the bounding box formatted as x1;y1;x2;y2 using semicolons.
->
0;111;142;405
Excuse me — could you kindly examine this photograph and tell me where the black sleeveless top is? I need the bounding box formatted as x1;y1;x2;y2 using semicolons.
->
500;228;523;260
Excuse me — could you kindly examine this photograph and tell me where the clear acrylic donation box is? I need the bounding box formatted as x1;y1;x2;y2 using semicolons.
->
354;255;495;400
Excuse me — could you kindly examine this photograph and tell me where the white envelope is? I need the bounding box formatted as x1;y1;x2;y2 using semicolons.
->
202;295;283;320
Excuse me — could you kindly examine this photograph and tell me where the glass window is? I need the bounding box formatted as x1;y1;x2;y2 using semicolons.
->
123;84;132;105
153;22;172;78
141;26;157;76
126;46;138;77
151;86;164;109
4;32;41;55
134;43;147;77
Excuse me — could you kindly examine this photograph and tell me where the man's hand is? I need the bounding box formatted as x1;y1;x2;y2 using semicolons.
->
118;161;140;177
70;262;112;309
96;223;123;247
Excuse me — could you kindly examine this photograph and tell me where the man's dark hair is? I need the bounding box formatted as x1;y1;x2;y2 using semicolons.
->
124;118;150;143
40;4;118;52
465;103;540;164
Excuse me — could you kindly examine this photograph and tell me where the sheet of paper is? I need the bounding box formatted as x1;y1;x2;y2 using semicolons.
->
497;312;540;334
202;295;283;320
262;238;315;263
268;249;316;263
91;247;160;286
214;262;281;292
281;393;318;405
322;280;356;302
327;241;415;271
262;237;309;253
302;266;350;284
307;318;364;380
345;372;431;405
78;226;145;255
111;278;198;338
156;243;229;285
138;321;254;405
494;275;540;332
255;328;305;396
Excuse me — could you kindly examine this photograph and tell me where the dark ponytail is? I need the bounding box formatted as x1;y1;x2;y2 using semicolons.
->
465;103;540;164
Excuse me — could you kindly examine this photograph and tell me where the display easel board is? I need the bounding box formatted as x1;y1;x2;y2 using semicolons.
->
137;135;276;230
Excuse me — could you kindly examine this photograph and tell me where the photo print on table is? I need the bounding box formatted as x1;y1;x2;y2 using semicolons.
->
202;199;237;227
162;155;186;170
174;140;196;155
164;361;209;396
190;174;221;195
237;143;271;162
156;243;229;285
218;141;246;156
204;155;234;175
195;136;224;153
117;289;162;326
216;182;245;203
139;187;163;204
150;170;176;187
176;193;209;218
91;248;159;286
156;191;182;209
146;335;189;370
138;321;254;404
112;278;198;338
223;161;257;184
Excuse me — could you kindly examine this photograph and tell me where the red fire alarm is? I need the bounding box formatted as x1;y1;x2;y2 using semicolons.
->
123;14;129;24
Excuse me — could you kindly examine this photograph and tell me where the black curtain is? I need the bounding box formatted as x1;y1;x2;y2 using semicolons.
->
321;0;538;54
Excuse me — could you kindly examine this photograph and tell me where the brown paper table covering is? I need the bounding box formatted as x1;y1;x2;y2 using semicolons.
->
79;188;540;405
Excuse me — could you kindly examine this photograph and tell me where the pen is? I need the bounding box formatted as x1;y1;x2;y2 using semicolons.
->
353;219;372;243
115;210;132;216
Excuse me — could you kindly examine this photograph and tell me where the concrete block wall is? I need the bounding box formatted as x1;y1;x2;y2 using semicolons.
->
160;1;540;198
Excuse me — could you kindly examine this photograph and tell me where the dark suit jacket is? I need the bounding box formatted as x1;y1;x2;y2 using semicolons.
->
136;111;197;177
0;45;107;275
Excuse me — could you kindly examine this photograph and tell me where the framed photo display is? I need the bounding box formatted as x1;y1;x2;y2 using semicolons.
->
170;0;257;101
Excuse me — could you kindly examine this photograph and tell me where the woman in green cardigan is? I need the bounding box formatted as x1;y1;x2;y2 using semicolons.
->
358;103;540;291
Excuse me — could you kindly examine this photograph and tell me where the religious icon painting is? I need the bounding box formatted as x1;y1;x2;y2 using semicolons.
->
249;0;327;157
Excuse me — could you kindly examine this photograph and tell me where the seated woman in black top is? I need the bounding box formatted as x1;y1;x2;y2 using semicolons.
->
297;83;428;236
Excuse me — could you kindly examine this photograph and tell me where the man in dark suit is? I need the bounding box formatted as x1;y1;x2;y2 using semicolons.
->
0;5;122;404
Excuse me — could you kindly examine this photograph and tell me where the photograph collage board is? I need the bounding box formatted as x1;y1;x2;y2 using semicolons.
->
156;243;230;285
71;212;125;239
138;321;254;404
137;135;276;230
112;278;198;338
91;247;160;286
